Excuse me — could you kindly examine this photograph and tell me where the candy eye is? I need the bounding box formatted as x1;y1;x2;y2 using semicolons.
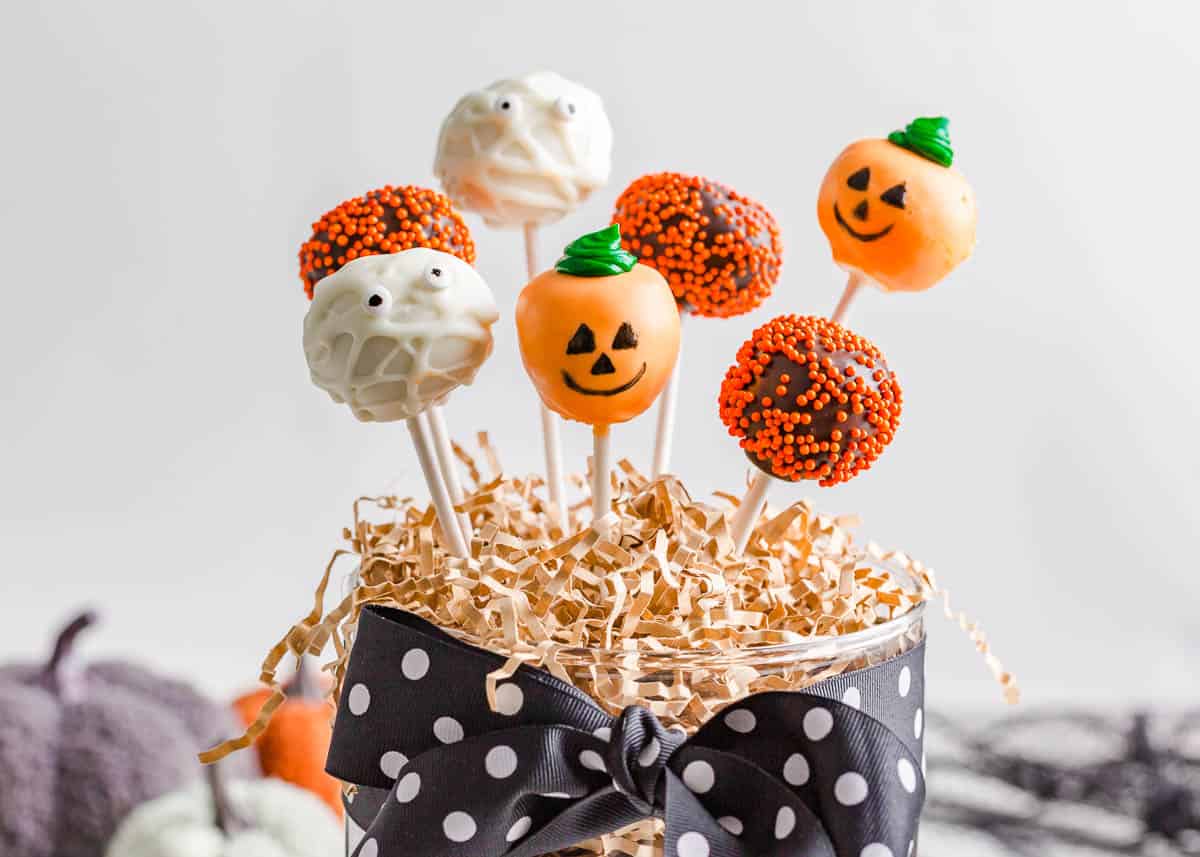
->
422;263;451;290
494;94;519;116
566;324;596;355
880;183;907;209
363;288;392;316
553;96;577;120
847;167;870;191
612;322;637;350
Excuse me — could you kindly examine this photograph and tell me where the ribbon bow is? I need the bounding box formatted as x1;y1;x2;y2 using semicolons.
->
328;606;927;857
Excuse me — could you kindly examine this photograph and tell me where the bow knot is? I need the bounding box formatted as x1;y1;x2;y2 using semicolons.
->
330;606;927;857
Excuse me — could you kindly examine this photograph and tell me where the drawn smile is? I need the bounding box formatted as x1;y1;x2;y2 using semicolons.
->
562;363;647;396
834;203;895;242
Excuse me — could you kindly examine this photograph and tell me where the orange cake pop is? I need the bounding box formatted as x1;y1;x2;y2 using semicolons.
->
719;315;902;487
613;173;782;318
817;117;976;295
298;185;475;299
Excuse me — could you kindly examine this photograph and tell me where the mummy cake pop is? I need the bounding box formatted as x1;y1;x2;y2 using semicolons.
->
434;71;613;228
304;249;497;423
298;186;475;299
613;173;782;318
718;315;902;554
818;117;976;297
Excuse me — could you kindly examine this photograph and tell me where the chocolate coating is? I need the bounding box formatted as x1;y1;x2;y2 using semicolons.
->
718;315;902;486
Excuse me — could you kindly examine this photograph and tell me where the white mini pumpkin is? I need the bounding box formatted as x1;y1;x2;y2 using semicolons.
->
104;765;341;857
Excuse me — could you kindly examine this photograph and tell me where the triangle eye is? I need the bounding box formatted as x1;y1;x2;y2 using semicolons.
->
847;167;870;191
880;183;907;209
612;322;638;350
566;324;596;355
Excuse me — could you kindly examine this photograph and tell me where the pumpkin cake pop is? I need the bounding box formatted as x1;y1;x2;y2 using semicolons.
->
719;315;902;553
818;117;976;302
434;71;613;228
298;185;475;299
613;172;782;318
516;224;679;522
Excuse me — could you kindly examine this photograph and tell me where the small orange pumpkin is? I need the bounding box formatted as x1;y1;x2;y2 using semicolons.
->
817;117;976;293
233;657;342;818
516;225;680;428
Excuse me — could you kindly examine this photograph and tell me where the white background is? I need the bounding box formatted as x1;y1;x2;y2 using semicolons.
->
2;1;1197;711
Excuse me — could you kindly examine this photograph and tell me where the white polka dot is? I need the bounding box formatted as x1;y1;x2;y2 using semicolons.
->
898;666;912;698
486;745;518;779
359;839;378;857
443;811;477;843
638;737;661;767
921;751;927;777
379;750;407;778
908;840;915;857
724;709;756;733
914;708;923;739
677;831;710;857
783;753;810;786
593;727;612;742
862;845;894;857
718;816;744;836
434;716;464;744
495;683;524;716
580;749;606;772
775;806;796;839
347;683;370;715
506;816;533;843
401;648;429;680
803;707;834;741
835;772;869;806
842;687;861;709
682;760;715;794
395;772;420;803
897;758;917;793
541;792;571;799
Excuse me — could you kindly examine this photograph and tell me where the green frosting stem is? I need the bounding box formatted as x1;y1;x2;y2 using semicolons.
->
887;116;954;167
555;224;637;277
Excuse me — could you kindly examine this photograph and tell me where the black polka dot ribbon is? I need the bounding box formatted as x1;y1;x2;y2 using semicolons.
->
328;606;927;857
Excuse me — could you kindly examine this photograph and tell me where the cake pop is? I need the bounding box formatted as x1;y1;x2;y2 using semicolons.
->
718;315;902;553
612;172;783;477
817;117;976;321
304;248;498;556
516;224;679;522
298;185;475;300
435;70;615;529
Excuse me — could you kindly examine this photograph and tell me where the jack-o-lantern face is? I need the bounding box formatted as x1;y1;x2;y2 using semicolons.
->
817;119;976;293
517;226;680;427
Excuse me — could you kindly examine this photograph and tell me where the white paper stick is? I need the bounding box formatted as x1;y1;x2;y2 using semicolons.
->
426;404;472;543
406;414;469;558
651;314;685;478
729;469;773;556
524;222;568;528
592;425;612;521
831;269;866;326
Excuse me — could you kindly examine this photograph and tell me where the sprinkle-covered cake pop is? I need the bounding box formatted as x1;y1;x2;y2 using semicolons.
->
298;186;475;299
303;249;498;423
434;71;613;227
817;117;976;293
612;173;783;318
516;225;679;427
718;315;902;486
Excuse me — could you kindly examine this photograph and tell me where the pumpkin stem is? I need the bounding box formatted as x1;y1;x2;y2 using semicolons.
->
285;655;322;702
39;610;97;696
206;762;249;836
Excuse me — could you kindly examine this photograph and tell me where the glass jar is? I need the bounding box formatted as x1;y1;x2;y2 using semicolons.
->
345;603;926;857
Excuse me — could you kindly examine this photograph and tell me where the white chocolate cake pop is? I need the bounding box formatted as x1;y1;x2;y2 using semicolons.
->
303;249;498;422
434;71;613;227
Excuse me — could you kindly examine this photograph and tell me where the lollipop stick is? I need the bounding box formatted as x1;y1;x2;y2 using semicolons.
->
524;222;568;527
592;424;613;522
426;404;472;542
729;470;772;556
651;314;685;478
831;269;866;326
406;415;469;558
